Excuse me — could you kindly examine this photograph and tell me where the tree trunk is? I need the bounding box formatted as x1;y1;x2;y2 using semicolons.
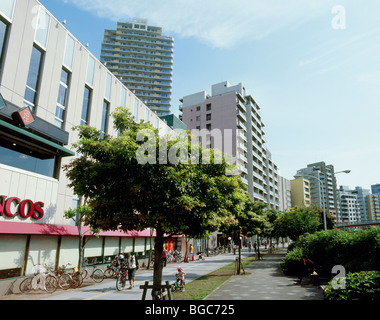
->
147;229;154;270
77;223;84;271
152;225;164;300
237;238;241;275
256;235;261;260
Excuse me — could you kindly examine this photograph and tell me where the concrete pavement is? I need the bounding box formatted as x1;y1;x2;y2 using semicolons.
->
0;249;253;300
0;248;324;301
204;249;324;300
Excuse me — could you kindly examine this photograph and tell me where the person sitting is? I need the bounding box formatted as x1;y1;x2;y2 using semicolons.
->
297;255;316;284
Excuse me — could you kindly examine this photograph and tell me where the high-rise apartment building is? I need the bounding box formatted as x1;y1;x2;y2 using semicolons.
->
100;19;174;116
180;81;280;209
295;162;339;219
338;186;362;223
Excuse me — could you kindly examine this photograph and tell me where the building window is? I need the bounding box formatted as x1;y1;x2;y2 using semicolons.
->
0;139;57;178
34;7;50;49
196;106;201;111
105;72;112;101
196;115;200;121
206;103;211;111
206;124;211;131
63;34;75;70
206;113;211;121
81;86;91;125
0;0;15;20
120;86;126;107
0;18;9;76
134;98;139;122
86;55;95;86
101;100;109;137
54;68;70;128
24;45;44;113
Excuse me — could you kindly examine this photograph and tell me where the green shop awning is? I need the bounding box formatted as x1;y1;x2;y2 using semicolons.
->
0;119;75;157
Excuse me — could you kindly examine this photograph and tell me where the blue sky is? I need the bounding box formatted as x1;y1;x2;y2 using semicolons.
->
41;0;380;190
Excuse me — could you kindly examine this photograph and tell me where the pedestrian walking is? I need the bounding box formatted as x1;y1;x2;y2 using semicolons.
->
248;241;252;252
189;244;194;261
126;253;137;289
162;246;167;267
233;243;237;255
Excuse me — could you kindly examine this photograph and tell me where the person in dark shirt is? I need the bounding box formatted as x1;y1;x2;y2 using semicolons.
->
297;255;315;283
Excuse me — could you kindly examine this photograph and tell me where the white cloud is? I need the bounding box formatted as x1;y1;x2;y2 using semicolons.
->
62;0;332;48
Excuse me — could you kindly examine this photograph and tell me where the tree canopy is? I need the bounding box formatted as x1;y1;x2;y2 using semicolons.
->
64;107;246;296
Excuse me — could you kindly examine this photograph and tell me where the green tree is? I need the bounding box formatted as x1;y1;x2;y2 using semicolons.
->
64;107;243;298
63;205;100;271
274;205;320;241
263;209;282;252
220;196;268;272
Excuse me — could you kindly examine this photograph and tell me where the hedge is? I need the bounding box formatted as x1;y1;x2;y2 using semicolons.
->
281;228;380;277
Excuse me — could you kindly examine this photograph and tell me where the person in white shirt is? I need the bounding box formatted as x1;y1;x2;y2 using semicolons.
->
126;253;136;289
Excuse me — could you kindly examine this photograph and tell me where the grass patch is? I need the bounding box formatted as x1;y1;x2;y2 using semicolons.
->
172;254;258;300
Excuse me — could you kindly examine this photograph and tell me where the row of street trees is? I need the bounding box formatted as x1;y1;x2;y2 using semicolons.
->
63;107;333;298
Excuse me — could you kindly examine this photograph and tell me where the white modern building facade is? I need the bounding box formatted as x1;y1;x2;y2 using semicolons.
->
0;0;176;286
180;81;280;210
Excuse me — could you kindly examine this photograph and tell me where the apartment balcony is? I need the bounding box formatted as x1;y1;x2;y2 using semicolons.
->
240;177;249;185
237;130;247;142
237;152;248;163
237;142;247;153
237;120;247;132
236;109;247;122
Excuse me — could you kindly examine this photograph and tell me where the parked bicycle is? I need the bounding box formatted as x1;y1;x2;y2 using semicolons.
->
81;259;104;283
54;263;83;289
19;264;58;294
104;257;119;278
55;263;74;290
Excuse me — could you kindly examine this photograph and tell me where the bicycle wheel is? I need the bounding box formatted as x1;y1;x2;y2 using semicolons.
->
104;268;114;278
116;273;127;291
71;272;83;288
91;268;104;283
58;273;72;290
171;283;177;292
44;275;58;293
81;268;89;279
19;277;33;293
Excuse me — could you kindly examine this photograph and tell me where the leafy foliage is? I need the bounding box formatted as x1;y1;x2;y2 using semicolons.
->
64;107;246;293
324;271;380;300
281;228;380;276
274;206;321;241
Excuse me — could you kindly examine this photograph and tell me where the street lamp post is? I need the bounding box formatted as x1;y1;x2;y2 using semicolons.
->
334;170;351;223
295;169;351;230
295;173;328;230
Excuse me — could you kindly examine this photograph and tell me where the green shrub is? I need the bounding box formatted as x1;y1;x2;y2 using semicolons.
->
280;246;303;275
281;227;380;276
324;271;380;300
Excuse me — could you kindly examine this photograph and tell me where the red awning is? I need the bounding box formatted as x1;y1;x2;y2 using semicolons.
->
0;221;154;237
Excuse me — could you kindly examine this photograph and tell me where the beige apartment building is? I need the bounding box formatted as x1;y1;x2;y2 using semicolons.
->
180;81;280;209
290;178;311;207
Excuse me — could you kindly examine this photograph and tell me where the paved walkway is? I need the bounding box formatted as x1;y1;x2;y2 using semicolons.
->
204;249;324;300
